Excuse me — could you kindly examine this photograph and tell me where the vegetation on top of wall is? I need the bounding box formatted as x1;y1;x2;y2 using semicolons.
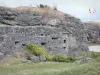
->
37;4;57;10
37;4;50;9
53;6;57;10
14;4;63;18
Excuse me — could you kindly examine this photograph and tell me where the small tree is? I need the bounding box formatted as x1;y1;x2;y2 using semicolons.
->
53;6;57;10
27;44;45;61
44;5;50;8
39;4;44;8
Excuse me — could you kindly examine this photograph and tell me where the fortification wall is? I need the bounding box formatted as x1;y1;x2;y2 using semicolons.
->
0;25;69;56
0;6;89;59
0;25;87;58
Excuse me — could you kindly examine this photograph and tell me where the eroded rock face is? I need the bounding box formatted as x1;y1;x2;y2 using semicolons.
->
30;56;40;63
84;23;100;44
0;52;4;59
80;57;93;64
0;6;89;58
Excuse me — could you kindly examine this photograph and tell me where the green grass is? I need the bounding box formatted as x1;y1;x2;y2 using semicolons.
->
39;60;100;75
88;43;100;46
0;52;100;75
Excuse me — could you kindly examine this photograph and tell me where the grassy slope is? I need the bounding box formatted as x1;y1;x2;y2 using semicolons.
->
0;52;100;75
0;6;64;18
40;59;100;75
85;21;100;26
88;43;100;46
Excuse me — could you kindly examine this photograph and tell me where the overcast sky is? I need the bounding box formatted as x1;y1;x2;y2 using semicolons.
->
0;0;100;22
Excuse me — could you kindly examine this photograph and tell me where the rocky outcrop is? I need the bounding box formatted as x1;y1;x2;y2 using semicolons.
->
84;22;100;44
30;55;46;62
80;57;93;64
0;6;89;59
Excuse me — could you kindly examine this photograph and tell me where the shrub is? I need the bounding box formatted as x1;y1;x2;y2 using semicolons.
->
39;4;44;8
66;57;75;62
52;55;66;62
52;55;75;62
43;52;52;61
27;44;44;57
26;44;51;61
26;44;75;62
39;4;50;8
53;6;57;10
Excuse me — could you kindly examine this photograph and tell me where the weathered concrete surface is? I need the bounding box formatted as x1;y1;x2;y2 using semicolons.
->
0;6;89;58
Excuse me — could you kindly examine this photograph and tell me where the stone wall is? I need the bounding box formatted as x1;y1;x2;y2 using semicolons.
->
0;25;75;57
0;6;89;58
